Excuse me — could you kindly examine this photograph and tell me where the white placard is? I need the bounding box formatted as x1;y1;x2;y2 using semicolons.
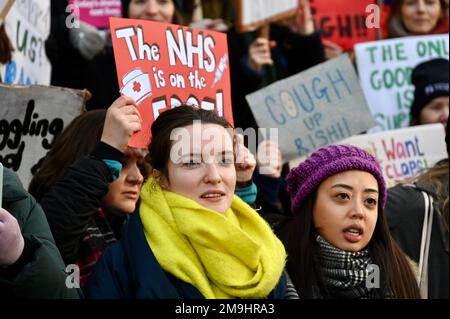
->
355;34;449;132
237;0;298;31
0;0;51;84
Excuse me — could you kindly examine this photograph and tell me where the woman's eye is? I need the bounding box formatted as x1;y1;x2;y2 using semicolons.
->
365;198;378;206
183;159;201;167
430;104;444;111
336;193;350;200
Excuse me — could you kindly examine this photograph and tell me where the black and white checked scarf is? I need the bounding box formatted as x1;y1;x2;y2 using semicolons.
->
316;235;374;299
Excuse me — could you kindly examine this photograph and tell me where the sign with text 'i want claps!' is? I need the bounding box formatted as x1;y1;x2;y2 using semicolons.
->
109;18;233;148
289;124;447;188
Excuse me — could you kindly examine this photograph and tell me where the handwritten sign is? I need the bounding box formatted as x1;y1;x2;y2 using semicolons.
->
110;17;233;148
68;0;122;29
0;84;87;187
355;34;449;132
236;0;298;32
310;0;378;51
246;54;376;162
289;124;447;187
0;0;51;85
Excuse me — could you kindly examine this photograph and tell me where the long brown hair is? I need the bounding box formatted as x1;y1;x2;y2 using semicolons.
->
389;0;449;35
416;158;449;229
0;24;13;64
391;0;449;16
29;110;106;201
277;190;421;299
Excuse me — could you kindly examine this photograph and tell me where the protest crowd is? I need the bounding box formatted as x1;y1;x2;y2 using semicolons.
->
0;0;448;301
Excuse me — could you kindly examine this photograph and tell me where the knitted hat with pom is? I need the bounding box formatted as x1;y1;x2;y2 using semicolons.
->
286;144;387;211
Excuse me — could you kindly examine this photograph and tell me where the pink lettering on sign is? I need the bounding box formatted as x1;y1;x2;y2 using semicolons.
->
381;137;425;161
68;0;122;29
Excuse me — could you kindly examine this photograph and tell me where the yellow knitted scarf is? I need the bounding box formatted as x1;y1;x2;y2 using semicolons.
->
139;177;286;299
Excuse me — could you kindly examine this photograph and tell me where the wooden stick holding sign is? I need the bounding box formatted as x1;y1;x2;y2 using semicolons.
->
259;24;270;39
191;0;203;22
0;0;15;26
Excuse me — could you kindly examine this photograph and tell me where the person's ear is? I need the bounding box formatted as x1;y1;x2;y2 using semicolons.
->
153;169;168;189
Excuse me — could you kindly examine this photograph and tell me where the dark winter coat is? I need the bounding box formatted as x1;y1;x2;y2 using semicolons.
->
85;210;287;299
0;167;80;298
385;168;449;299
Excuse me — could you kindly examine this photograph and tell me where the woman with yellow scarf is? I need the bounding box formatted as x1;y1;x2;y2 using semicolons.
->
85;106;289;299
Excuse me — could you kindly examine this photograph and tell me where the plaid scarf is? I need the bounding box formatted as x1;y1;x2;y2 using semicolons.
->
316;235;374;299
76;208;117;287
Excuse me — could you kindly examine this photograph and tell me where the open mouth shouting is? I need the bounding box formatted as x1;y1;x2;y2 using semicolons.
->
343;224;364;243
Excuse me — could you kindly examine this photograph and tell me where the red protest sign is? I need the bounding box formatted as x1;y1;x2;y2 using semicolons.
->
109;18;233;148
310;0;378;51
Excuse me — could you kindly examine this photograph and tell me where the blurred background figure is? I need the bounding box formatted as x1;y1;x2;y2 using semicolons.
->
409;58;449;127
29;97;149;288
46;0;107;98
228;0;325;132
182;0;234;32
385;117;449;298
384;0;449;38
0;23;13;74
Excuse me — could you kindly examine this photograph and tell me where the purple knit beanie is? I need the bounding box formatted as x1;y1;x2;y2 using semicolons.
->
286;144;387;211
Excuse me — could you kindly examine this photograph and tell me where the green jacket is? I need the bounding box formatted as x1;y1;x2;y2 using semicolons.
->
0;167;80;299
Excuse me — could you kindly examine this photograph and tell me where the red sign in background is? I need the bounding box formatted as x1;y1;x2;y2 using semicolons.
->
310;0;378;51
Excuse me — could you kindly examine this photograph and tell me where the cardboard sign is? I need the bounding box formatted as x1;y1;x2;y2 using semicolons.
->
289;124;447;188
355;34;449;132
0;0;51;85
310;0;378;51
110;17;233;148
0;84;87;188
246;54;376;162
236;0;298;32
68;0;122;29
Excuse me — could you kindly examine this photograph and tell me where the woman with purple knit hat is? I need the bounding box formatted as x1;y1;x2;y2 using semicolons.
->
277;144;421;298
